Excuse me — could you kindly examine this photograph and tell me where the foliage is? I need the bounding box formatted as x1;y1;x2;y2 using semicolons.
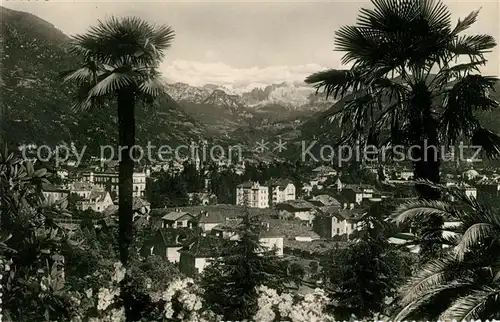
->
254;285;335;322
322;201;413;320
146;162;203;208
200;210;291;320
391;182;500;320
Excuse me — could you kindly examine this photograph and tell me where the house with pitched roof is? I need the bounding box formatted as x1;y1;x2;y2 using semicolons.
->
77;190;114;213
265;179;296;206
178;235;225;276
197;210;226;232
275;200;316;224
313;208;368;239
211;220;285;256
312;165;337;181
103;198;151;218
140;229;197;263
42;183;69;203
310;194;341;208
70;182;102;199
154;209;198;229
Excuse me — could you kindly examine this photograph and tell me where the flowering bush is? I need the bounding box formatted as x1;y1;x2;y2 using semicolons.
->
254;285;335;322
156;277;221;321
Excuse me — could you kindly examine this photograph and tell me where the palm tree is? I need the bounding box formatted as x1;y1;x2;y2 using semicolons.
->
63;17;174;319
305;0;499;259
391;183;500;320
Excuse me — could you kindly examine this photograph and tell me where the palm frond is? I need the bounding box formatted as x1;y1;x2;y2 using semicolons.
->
70;16;175;66
399;256;457;307
451;9;480;35
392;199;454;225
439;287;500;321
394;279;470;321
448;34;497;56
305;69;363;99
88;71;137;97
138;75;165;98
60;64;99;85
471;127;500;159
455;223;497;261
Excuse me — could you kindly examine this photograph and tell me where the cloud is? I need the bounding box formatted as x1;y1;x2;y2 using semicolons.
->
160;60;328;89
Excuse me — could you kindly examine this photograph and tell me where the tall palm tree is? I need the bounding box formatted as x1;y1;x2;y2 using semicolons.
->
306;0;499;259
63;17;174;319
391;183;500;320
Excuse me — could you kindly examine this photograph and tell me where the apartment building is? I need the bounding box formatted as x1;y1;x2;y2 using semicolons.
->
235;181;269;208
266;179;296;205
80;170;148;198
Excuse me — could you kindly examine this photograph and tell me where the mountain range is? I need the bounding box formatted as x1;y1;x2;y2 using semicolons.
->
164;81;332;134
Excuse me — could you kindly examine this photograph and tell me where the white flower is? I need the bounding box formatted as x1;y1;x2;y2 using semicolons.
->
97;287;119;311
112;262;126;283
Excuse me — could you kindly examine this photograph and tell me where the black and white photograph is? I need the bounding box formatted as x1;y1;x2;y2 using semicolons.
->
0;0;499;320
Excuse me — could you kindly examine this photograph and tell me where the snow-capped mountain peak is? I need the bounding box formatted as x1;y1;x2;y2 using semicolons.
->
164;81;330;111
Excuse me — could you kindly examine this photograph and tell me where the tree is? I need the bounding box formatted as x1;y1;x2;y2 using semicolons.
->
200;211;289;320
322;202;412;320
63;17;175;320
391;183;500;320
0;149;80;320
306;0;499;260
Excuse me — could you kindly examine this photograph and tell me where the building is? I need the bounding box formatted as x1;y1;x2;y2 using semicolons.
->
154;209;198;229
236;181;269;208
312;165;337;178
275;200;316;224
310;195;341;207
266;179;296;205
77;190;114;213
340;184;376;204
187;192;216;205
179;235;225;276
259;228;285;256
211;221;285;256
294;231;321;242
462;169;480;181
42;183;69;203
140;230;196;263
447;183;478;200
313;208;367;239
197;210;225;232
103;197;151;217
80;171;148;198
398;170;413;180
70;182;101;199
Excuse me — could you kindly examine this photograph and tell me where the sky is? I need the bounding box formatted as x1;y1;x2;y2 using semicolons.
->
3;0;499;88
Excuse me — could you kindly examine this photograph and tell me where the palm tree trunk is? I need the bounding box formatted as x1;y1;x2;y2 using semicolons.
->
117;88;135;321
410;85;443;263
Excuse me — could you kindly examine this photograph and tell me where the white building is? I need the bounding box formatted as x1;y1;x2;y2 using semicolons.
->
77;191;114;213
70;182;102;199
236;181;269;208
462;169;480;181
266;179;296;205
42;183;69;203
80;171;148;198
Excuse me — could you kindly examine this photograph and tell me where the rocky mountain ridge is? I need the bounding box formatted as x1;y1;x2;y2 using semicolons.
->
165;81;332;113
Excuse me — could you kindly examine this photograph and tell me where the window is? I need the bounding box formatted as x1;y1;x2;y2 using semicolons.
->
336;228;340;234
176;221;184;227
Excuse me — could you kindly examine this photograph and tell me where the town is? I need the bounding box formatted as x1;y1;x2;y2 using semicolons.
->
38;153;495;280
